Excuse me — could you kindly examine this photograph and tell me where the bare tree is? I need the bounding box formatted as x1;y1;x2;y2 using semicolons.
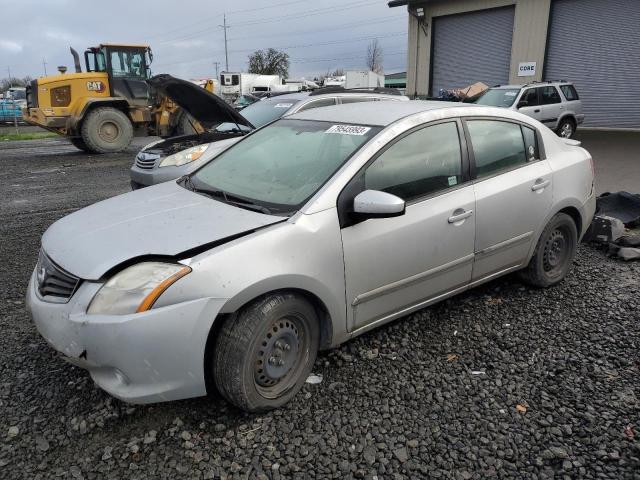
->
248;48;290;79
366;39;383;74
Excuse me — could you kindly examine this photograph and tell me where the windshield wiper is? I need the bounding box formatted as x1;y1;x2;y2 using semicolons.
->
185;181;273;215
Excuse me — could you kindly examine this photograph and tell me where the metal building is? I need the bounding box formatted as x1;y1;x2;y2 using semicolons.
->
390;0;640;128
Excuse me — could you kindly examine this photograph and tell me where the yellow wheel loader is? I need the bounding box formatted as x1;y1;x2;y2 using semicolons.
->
23;44;204;153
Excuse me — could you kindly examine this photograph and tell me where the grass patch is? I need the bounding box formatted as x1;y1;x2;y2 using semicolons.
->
1;132;58;141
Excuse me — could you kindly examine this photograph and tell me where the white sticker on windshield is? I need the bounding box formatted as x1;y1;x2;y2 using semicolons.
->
274;103;294;108
504;91;517;97
325;124;371;135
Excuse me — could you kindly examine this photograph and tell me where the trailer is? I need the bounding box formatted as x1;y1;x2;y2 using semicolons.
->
345;71;385;89
219;72;281;101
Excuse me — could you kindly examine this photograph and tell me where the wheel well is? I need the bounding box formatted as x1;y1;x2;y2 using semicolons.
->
74;101;131;133
558;206;582;235
559;115;576;126
203;288;333;398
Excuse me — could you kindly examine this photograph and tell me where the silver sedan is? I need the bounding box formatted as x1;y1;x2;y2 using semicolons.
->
27;101;595;412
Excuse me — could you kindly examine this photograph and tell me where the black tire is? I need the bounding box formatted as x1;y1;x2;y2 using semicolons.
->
556;117;576;139
519;213;578;288
213;293;320;412
69;137;94;153
174;112;197;136
80;107;133;153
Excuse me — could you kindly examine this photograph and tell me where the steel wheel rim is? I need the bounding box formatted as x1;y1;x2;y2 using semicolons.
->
543;228;569;274
560;122;573;138
254;315;308;399
98;120;120;143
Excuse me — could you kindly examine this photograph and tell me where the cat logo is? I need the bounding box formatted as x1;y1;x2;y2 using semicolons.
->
86;81;106;92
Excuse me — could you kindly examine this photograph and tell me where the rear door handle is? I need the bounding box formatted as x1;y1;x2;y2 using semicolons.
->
448;209;473;223
534;109;541;113
531;179;551;191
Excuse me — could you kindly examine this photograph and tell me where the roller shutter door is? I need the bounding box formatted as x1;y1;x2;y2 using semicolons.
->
431;7;515;97
544;0;640;128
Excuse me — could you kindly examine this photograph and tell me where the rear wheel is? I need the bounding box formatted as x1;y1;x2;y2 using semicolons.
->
213;293;320;412
556;117;576;139
69;137;93;153
81;107;133;153
519;213;578;288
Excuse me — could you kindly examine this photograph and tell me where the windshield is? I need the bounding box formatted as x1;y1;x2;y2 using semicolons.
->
191;119;380;213
475;88;520;107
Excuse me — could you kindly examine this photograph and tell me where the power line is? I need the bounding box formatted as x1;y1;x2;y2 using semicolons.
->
153;34;406;69
154;0;380;46
140;0;315;41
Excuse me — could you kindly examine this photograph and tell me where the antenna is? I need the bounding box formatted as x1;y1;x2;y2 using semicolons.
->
42;58;48;76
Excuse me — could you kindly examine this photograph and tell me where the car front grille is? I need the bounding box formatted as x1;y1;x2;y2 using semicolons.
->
36;250;80;302
135;151;161;169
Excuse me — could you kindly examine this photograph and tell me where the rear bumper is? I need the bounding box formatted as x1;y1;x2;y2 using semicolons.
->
27;270;228;403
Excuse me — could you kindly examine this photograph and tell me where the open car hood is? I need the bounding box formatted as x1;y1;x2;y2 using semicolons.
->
148;74;254;130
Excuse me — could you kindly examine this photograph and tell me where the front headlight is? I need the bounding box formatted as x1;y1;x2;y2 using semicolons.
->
159;144;209;168
87;262;191;315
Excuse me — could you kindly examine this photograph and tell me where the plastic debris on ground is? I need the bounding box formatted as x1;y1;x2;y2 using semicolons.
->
584;192;640;261
305;373;323;384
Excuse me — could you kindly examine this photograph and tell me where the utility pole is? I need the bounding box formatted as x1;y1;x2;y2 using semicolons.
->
7;66;12;86
42;58;48;76
219;13;230;72
213;61;220;79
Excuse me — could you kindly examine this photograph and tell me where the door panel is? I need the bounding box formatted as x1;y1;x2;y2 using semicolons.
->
517;88;541;122
539;86;562;129
472;160;552;279
342;186;475;331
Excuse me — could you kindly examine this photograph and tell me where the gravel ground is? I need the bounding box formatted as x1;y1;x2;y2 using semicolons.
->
1;138;639;479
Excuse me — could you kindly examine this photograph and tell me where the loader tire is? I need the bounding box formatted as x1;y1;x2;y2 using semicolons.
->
69;137;93;153
81;107;133;154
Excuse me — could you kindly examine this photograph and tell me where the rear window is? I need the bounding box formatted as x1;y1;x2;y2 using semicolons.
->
560;85;579;101
237;98;299;128
475;89;520;107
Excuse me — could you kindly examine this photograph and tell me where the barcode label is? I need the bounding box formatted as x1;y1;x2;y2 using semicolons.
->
325;125;371;135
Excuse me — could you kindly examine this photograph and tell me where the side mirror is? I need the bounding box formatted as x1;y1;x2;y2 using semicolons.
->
517;100;528;109
353;190;405;219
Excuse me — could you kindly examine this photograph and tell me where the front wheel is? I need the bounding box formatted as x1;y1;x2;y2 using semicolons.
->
213;293;320;412
519;213;578;288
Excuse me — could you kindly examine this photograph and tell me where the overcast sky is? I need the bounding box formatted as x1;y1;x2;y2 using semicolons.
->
0;0;408;81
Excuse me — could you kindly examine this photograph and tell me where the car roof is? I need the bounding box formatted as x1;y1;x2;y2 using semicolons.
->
492;81;574;90
259;91;407;103
289;100;472;127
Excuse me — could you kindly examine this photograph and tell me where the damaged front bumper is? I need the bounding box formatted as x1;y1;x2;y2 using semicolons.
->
26;269;227;403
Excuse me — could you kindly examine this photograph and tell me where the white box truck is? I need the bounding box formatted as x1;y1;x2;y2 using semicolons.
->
219;72;281;101
345;71;385;89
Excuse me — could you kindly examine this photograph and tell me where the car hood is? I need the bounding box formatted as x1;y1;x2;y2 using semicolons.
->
42;181;284;280
148;74;254;130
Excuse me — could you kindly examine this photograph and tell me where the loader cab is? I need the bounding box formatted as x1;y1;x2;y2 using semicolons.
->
84;44;152;106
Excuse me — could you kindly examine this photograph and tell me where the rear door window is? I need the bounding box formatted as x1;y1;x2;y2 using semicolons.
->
522;126;539;162
540;86;561;105
466;120;527;178
560;85;579;101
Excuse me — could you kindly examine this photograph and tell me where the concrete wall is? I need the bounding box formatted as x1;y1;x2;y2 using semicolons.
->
404;0;551;96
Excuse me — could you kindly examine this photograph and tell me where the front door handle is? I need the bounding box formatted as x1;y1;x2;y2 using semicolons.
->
531;179;551;191
534;109;541;113
448;208;473;223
